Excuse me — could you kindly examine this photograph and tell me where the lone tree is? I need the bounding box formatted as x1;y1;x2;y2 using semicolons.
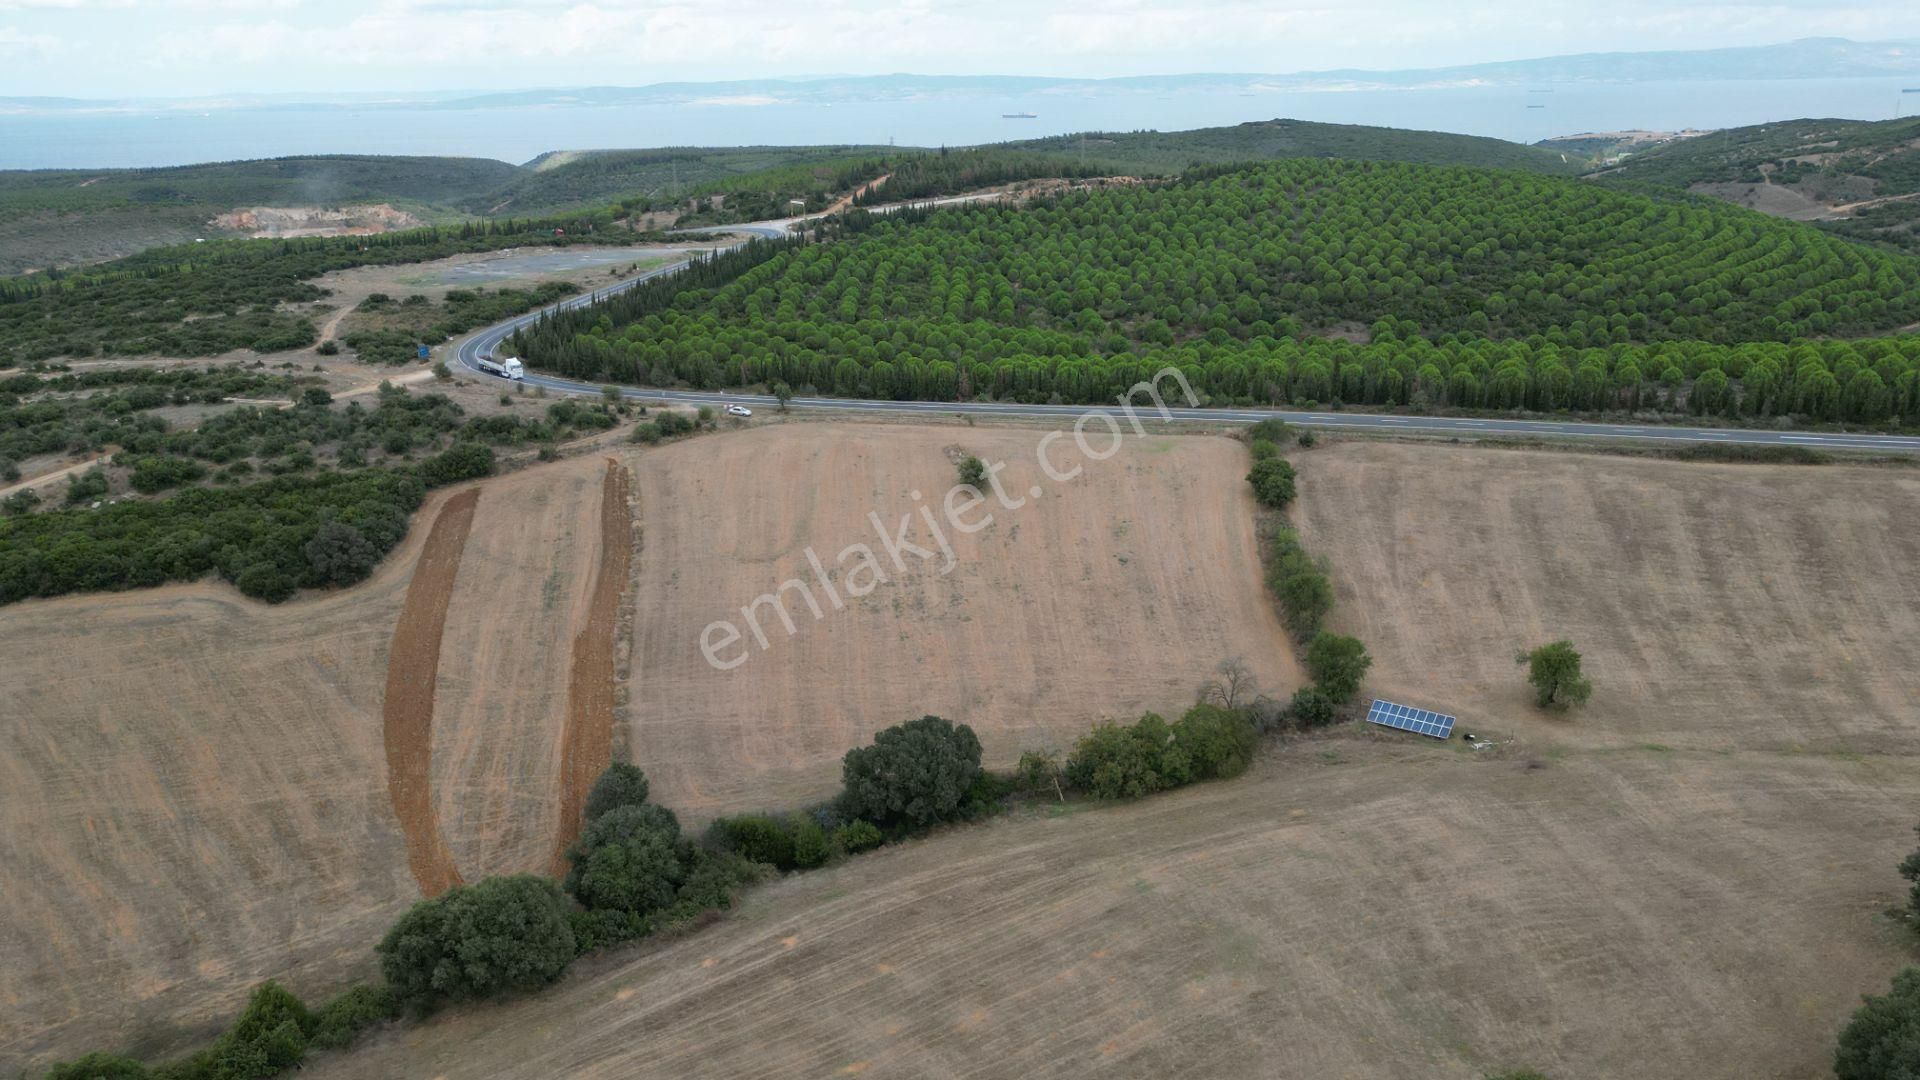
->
1198;656;1259;710
1518;640;1593;709
1834;967;1920;1080
840;715;983;829
1306;632;1372;703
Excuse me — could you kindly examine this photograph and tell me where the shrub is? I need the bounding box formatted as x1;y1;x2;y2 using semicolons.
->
1170;704;1258;781
711;813;797;870
1296;428;1319;448
44;1053;150;1080
1288;685;1339;728
415;442;494;487
1246;418;1291;445
1247;456;1297;508
839;715;984;830
377;875;576;1008
1834;969;1920;1080
788;813;830;869
235;562;296;603
1306;632;1372;703
1249;438;1279;462
564;804;690;915
1518;640;1593;709
64;467;109;506
582;761;650;823
1263;528;1332;640
831;819;884;855
315;340;340;356
2;488;40;516
567;907;649;954
308;984;398;1051
957;454;987;488
1065;713;1189;799
206;981;314;1078
1015;749;1063;797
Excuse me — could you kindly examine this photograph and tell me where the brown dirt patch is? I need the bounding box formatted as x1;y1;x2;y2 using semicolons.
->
546;459;634;873
1288;440;1920;752
309;743;1920;1080
383;488;480;896
624;423;1302;820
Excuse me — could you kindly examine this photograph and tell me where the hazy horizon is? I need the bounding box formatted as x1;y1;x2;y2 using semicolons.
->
7;1;1920;100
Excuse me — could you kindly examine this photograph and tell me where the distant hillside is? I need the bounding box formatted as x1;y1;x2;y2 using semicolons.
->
1590;116;1920;253
1004;119;1581;176
0;120;1580;274
0;155;521;274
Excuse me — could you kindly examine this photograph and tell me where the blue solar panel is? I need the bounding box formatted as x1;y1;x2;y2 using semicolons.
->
1364;698;1456;740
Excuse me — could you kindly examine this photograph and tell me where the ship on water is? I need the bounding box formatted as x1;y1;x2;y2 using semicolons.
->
1002;111;1038;119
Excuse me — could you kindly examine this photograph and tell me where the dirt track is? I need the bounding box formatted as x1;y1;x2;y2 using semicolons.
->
550;460;634;874
383;488;480;897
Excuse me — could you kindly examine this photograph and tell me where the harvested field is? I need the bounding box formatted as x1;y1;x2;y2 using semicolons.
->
0;494;439;1069
311;742;1920;1080
1288;441;1920;751
624;423;1301;819
0;452;630;1073
427;455;622;883
383;488;479;897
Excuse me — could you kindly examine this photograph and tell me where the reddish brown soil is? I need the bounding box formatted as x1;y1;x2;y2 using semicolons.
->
548;460;633;874
384;487;480;896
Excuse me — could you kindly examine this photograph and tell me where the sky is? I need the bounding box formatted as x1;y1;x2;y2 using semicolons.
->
4;0;1920;99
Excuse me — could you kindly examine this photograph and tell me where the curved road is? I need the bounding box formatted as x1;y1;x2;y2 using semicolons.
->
453;219;1920;455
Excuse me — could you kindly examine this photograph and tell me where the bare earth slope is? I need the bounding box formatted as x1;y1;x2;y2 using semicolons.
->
314;743;1920;1080
1289;442;1920;752
625;423;1301;819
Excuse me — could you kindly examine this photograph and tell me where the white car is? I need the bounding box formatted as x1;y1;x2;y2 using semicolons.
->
725;404;753;417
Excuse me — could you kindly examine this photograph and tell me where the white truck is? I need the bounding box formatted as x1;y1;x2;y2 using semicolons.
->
476;355;525;380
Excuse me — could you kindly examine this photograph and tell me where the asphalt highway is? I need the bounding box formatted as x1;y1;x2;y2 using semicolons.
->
451;219;1920;455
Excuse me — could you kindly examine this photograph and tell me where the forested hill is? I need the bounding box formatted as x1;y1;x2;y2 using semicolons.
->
1590;117;1920;253
1001;119;1581;176
516;159;1920;425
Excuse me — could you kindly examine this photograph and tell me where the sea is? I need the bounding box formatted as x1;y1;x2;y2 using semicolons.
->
3;77;1917;170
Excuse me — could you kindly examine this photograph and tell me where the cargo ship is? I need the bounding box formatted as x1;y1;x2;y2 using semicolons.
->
1002;111;1038;119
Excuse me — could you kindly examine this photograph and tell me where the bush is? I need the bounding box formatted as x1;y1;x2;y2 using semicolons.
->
415;442;494;487
582;761;650;823
1288;685;1339;728
1835;968;1920;1080
1248;438;1279;462
564;804;690;915
1170;704;1257;781
1263;528;1333;640
839;715;984;830
957;454;987;488
235;562;297;603
65;467;109;506
1065;713;1189;799
567;907;649;954
831;819;884;855
710;813;796;870
44;1053;150;1080
1015;749;1063;796
788;813;830;869
1246;418;1292;445
1306;632;1372;703
207;981;314;1078
377;874;576;1008
308;984;398;1051
315;340;340;356
1247;456;1297;509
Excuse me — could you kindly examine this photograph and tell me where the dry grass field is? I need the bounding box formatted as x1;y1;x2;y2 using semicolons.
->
1288;441;1920;754
624;423;1302;819
311;742;1920;1080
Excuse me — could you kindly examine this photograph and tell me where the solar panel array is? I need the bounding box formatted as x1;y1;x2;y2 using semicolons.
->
1365;699;1456;740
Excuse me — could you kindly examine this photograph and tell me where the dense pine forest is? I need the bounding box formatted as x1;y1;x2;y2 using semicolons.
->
513;159;1920;423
